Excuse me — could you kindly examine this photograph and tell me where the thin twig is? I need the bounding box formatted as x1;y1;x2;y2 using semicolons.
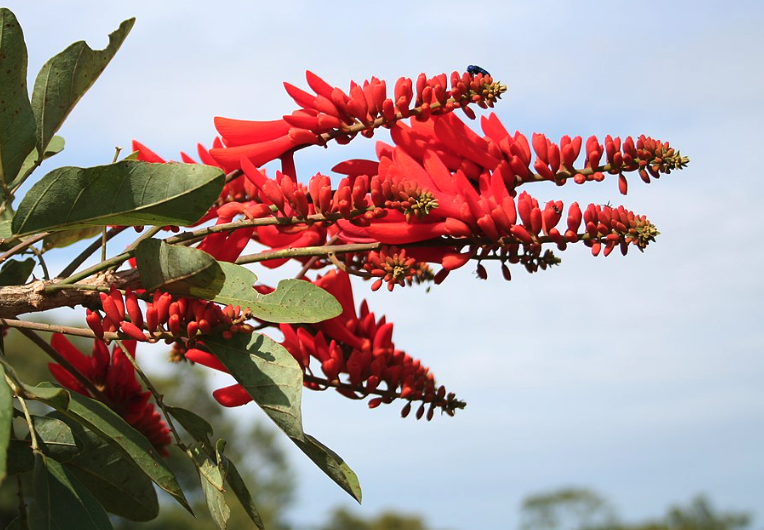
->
56;226;126;279
57;208;374;285
29;247;50;281
236;241;382;266
1;317;176;343
294;235;339;279
0;232;49;265
14;389;39;452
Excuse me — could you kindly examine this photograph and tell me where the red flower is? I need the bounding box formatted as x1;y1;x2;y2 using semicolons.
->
48;335;172;455
208;69;506;172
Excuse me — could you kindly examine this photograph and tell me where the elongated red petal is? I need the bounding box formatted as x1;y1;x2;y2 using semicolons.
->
213;384;253;407
214;117;290;147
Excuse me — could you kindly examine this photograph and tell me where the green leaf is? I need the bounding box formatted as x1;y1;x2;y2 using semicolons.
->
49;412;159;521
253;278;342;323
0;364;12;482
0;219;13;241
21;381;70;410
135;239;341;323
12;160;224;236
190;445;230;530
167;406;214;449
0;257;35;286
32;415;81;462
0;8;36;189
9;135;65;190
205;333;362;502
43;226;103;251
32;383;192;514
135;238;224;295
15;414;158;520
31;18;134;155
223;456;264;529
29;453;114;530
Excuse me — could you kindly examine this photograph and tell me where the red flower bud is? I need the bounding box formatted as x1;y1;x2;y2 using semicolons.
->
85;309;104;339
120;321;147;342
125;288;143;329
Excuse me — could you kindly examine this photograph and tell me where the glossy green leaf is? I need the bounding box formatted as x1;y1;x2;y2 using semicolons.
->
43;226;103;251
0;364;12;482
32;383;192;514
167;406;214;449
12;160;224;236
0;257;35;286
50;412;159;522
10;135;65;190
29;453;114;530
136;239;341;323
0;8;36;189
223;455;264;529
31;18;134;155
205;333;362;502
190;445;230;530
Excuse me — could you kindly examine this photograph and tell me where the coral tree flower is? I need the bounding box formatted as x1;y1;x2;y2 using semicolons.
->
186;270;461;418
48;334;172;455
209;69;506;172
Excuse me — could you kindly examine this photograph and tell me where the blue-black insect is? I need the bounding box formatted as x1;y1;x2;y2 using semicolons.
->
467;65;491;77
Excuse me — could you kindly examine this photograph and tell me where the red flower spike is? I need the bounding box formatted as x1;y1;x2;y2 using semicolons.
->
48;335;171;454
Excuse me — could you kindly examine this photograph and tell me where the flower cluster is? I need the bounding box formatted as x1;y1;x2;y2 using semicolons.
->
47;335;172;454
362;246;434;292
209;70;507;171
360;112;688;195
87;285;253;343
119;67;688;424
183;270;462;418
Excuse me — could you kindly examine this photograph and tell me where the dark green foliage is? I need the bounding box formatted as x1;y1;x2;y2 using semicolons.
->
12;161;224;236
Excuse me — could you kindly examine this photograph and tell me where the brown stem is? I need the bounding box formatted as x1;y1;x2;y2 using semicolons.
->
0;268;140;319
56;226;127;279
0;232;49;264
294;235;339;279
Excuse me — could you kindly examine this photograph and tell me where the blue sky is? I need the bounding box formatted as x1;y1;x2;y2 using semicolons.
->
3;1;763;528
